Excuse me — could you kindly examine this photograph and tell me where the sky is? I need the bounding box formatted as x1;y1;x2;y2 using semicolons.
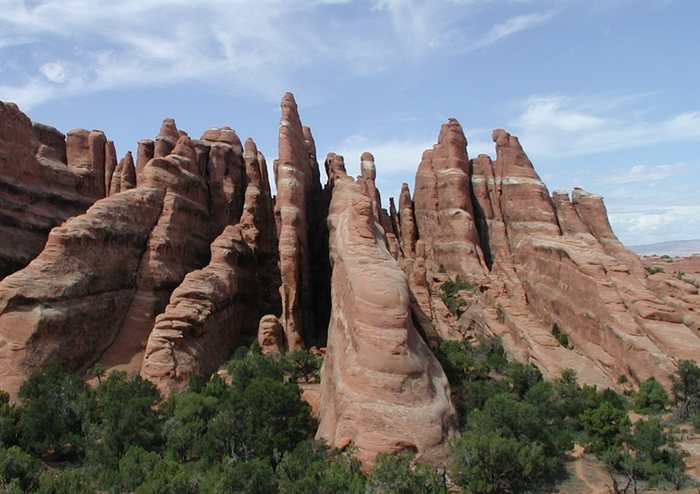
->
1;0;698;246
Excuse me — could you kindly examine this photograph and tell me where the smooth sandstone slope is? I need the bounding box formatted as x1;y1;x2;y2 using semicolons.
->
0;187;164;394
0;102;121;280
317;159;457;470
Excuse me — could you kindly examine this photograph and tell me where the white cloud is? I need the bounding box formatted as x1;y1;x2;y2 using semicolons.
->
510;94;700;160
515;95;607;132
610;205;700;246
0;0;559;109
0;1;342;108
328;133;433;185
601;162;695;185
473;11;554;49
39;60;67;83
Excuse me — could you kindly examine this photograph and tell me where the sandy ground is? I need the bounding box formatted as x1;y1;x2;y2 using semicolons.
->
642;254;700;279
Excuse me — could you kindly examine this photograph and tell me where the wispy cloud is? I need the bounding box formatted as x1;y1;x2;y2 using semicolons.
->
39;61;68;84
601;163;695;185
0;0;557;109
0;1;343;108
328;133;433;195
472;11;554;49
610;205;700;246
510;94;700;160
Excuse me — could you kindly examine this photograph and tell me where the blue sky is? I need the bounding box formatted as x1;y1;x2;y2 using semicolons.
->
1;0;698;246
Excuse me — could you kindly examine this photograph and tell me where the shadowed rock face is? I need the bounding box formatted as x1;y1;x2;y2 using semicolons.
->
0;112;279;396
317;162;457;471
0;103;111;280
1;94;699;468
141;139;279;395
273;93;326;350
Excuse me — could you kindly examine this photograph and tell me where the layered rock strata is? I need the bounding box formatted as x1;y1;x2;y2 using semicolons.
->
0;188;164;393
0;111;278;395
0;103;111;279
141;139;278;395
316;162;457;470
274;93;326;350
413;119;486;276
1;93;699;467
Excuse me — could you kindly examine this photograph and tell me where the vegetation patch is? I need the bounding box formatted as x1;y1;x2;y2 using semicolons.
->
0;343;696;493
495;303;505;322
645;266;663;275
439;275;473;316
551;323;573;349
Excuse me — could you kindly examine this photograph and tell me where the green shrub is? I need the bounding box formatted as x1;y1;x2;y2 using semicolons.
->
208;457;277;494
451;430;552;494
441;276;473;297
439;276;473;316
287;350;323;383
633;377;669;414
580;401;631;454
87;371;161;467
276;440;364;494
495;304;505;323
37;468;96;494
551;323;573;349
17;365;90;461
227;350;289;390
135;457;200;494
0;446;43;492
205;378;315;463
368;451;447;494
670;360;700;420
435;337;506;384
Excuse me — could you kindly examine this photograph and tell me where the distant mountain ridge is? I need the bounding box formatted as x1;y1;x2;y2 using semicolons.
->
629;239;700;256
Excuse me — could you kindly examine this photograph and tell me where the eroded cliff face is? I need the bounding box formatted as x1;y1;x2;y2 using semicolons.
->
396;124;700;389
1;95;699;468
0;102;117;280
316;158;457;470
0;108;279;396
141;139;279;395
273;93;328;350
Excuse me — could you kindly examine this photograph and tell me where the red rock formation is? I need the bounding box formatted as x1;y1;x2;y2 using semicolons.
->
135;139;154;183
154;118;180;158
66;129;107;198
317;164;457;470
274;93;323;350
258;315;284;355
203;128;246;238
95;133;216;378
491;129;561;246
140;139;278;395
461;130;700;388
120;151;137;191
0;188;164;394
397;183;417;258
413;119;486;277
0;106;283;394
104;140;118;193
0;102;102;279
2;92;699;422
